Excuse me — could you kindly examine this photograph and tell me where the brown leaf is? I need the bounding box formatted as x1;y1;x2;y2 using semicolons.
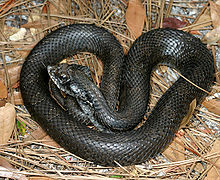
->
194;162;204;173
210;1;220;28
202;25;220;45
42;0;49;14
0;100;6;107
42;0;65;15
0;64;22;87
126;0;146;38
180;98;196;128
190;30;202;35
9;28;26;41
7;64;22;85
0;157;28;180
0;81;7;99
24;127;47;141
191;8;211;30
206;1;220;46
13;43;37;59
0;157;14;170
21;20;58;29
8;91;23;105
0;103;16;144
163;136;185;162
42;135;60;148
202;99;220;115
24;127;60;148
12;81;19;89
217;0;220;6
160;17;187;29
205;139;220;180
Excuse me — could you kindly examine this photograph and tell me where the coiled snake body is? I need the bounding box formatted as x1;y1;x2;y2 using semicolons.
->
20;24;214;166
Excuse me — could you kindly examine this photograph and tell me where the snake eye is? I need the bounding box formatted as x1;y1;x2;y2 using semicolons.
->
60;73;67;79
57;72;70;84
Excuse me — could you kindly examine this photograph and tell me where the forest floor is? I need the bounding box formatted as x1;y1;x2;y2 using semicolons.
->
0;0;220;179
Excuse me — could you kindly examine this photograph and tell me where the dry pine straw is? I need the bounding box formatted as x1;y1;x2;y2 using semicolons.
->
0;0;219;179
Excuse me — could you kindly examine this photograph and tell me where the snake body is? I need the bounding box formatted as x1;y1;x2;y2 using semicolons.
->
20;24;214;166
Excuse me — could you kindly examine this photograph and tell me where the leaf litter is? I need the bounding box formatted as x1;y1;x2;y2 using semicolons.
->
0;0;219;179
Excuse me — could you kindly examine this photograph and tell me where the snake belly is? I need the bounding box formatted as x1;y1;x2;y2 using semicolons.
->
20;24;214;166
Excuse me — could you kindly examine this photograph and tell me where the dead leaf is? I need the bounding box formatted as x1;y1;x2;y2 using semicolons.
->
163;136;185;162
180;98;197;128
194;162;204;173
190;30;202;35
0;64;22;87
9;28;26;41
202;99;220;115
0;157;28;180
42;0;49;14
210;1;220;28
205;139;220;180
3;26;20;38
8;91;23;105
42;0;65;15
126;0;146;38
157;17;187;29
0;81;7;99
13;43;37;59
21;20;58;29
0;103;16;144
191;8;211;30
12;81;19;89
206;1;220;46
217;0;220;6
24;127;60;147
42;135;60;148
0;158;28;180
0;99;6;107
0;157;13;170
24;127;47;141
0;166;28;180
202;25;220;45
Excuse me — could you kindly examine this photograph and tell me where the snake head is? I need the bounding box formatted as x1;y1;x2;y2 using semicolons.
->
47;63;93;105
48;64;71;86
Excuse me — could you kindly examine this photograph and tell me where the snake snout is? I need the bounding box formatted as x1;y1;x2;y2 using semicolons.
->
48;64;71;85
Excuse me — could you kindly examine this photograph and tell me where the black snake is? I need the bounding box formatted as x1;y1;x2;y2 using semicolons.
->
20;24;214;166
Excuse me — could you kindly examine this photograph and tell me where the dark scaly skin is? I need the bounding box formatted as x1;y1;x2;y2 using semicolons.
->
20;24;214;166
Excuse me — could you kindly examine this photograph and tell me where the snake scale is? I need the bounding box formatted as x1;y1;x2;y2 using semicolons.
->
20;24;214;166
